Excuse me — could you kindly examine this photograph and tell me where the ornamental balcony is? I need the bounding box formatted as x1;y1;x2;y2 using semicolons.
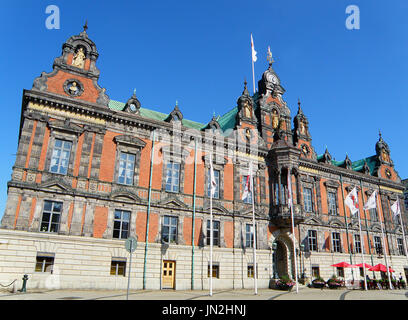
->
270;204;305;227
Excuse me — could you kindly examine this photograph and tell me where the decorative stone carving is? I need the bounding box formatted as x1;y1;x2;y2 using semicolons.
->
72;47;86;69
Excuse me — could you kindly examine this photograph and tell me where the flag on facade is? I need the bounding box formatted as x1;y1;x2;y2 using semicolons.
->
251;33;257;62
287;173;293;208
391;199;401;217
363;190;377;210
242;162;253;201
209;154;217;198
345;187;359;216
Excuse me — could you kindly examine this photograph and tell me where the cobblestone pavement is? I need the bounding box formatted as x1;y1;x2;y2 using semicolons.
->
0;286;407;300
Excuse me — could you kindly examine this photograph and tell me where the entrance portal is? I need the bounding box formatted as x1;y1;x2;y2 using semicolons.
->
162;260;176;289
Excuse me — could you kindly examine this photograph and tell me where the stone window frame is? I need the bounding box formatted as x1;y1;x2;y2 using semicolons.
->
374;236;383;255
353;233;362;254
39;200;63;233
303;187;313;213
35;252;55;273
44;129;79;177
307;229;318;252
327;189;339;216
331;231;342;253
238;162;259;205
160;214;180;244
110;257;127;276
205;219;221;246
203;154;227;201
202;216;227;248
300;176;316;214
247;263;258;278
112;209;131;240
207;262;220;278
245;222;258;249
161;144;190;194
113;135;145;187
397;238;405;256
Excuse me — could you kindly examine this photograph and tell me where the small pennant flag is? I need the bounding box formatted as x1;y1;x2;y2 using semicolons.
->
242;162;253;201
363;191;377;211
391;199;401;217
345;187;359;216
251;33;257;62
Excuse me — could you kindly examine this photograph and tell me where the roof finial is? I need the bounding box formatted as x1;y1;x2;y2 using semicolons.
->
83;20;88;33
175;100;178;106
379;129;382;140
267;46;275;66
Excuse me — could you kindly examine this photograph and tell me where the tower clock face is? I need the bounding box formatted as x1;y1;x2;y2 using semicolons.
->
267;73;278;84
129;104;137;112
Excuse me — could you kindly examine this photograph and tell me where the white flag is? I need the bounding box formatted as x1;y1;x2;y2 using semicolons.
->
209;154;217;198
251;34;257;62
287;172;293;208
345;187;359;216
391;199;401;217
242;162;253;201
363;191;377;210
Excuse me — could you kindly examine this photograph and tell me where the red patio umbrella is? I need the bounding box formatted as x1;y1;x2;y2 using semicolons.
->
331;262;352;268
368;264;395;272
352;263;373;268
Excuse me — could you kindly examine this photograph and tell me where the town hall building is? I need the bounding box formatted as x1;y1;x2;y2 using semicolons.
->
0;26;407;290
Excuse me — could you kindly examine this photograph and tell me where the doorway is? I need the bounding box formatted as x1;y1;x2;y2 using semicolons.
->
162;260;176;289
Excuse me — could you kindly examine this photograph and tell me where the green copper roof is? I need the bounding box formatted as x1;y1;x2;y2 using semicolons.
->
108;99;205;130
314;153;379;175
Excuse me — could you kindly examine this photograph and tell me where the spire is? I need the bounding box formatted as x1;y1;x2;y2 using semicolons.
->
83;20;88;33
297;98;303;114
242;79;250;96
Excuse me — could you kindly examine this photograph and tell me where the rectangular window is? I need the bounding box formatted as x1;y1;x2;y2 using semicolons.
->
50;139;72;175
308;230;318;251
162;215;178;244
374;236;383;255
397;238;405;256
327;192;337;215
369;208;378;221
206;220;220;246
332;232;341;253
110;259;126;276
117;152;135;185
337;267;344;278
242;175;253;204
113;209;130;239
35;254;54;273
40;200;62;233
312;266;320;278
303;188;313;213
207;169;220;199
354;234;362;254
247;264;258;278
208;263;220;278
245;223;256;248
165;162;180;193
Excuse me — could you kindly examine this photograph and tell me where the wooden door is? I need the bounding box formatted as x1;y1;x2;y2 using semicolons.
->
162;260;176;289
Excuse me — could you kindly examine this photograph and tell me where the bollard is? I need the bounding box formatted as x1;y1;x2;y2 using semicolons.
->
19;274;28;293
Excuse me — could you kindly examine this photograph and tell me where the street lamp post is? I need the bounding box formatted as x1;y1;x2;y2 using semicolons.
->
300;244;305;280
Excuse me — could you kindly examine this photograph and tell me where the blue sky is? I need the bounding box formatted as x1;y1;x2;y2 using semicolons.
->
0;1;407;219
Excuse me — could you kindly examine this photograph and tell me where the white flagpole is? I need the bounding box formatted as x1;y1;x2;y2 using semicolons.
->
356;190;367;290
209;154;213;297
287;170;299;293
396;196;408;264
250;161;258;295
376;190;393;289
